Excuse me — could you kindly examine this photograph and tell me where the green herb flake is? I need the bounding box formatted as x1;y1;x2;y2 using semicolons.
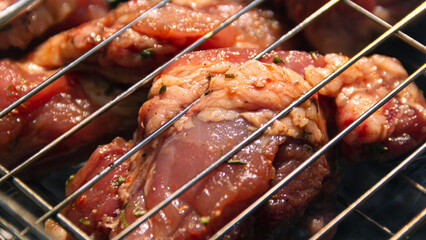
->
224;73;236;78
6;92;14;97
273;56;285;65
121;203;129;227
304;144;312;150
309;51;319;60
140;48;154;59
65;174;75;186
207;73;215;81
220;149;224;157
159;84;167;95
303;131;312;139
132;207;146;217
226;159;248;165
364;144;389;158
3;84;12;91
200;216;210;225
114;176;127;186
204;89;213;96
78;218;91;226
121;210;128;228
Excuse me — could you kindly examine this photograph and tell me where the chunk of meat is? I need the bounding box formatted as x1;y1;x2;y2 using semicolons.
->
0;0;109;50
62;137;134;240
0;59;141;170
59;49;329;239
53;48;425;239
304;53;426;162
28;0;286;84
275;0;423;55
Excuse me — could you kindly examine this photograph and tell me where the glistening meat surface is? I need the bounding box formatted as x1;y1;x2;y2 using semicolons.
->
28;0;285;84
304;53;426;162
0;59;141;170
0;0;109;50
55;48;426;239
58;49;330;239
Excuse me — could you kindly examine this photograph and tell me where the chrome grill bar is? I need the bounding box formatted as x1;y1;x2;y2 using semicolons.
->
400;173;426;195
390;208;426;240
211;58;426;239
312;140;426;239
253;0;340;59
336;195;394;237
29;0;268;225
0;165;91;240
0;0;172;120
0;0;41;29
342;0;426;53
0;215;25;240
0;192;49;240
0;0;266;185
115;2;426;238
0;0;424;239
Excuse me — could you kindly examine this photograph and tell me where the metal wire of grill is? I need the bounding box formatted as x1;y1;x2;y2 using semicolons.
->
0;0;424;239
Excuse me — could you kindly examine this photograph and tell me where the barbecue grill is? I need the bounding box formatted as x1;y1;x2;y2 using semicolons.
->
0;0;425;239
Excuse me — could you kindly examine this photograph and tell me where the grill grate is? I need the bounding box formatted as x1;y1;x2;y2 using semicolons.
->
0;0;425;239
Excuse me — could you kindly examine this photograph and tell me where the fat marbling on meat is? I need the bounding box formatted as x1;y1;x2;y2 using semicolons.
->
56;48;330;239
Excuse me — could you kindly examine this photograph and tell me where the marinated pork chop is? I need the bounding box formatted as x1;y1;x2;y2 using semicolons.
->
0;59;142;169
57;49;330;239
28;0;285;84
0;0;109;50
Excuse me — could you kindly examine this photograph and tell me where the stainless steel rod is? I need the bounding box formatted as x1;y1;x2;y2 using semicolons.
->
115;2;426;239
390;208;426;240
0;165;91;240
34;0;267;228
0;0;41;28
343;0;426;54
0;0;172;120
212;61;426;239
0;0;265;185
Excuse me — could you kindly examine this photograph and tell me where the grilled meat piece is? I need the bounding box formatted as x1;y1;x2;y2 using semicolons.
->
51;47;425;239
0;0;109;50
305;53;426;162
0;59;142;170
58;48;330;239
28;0;285;84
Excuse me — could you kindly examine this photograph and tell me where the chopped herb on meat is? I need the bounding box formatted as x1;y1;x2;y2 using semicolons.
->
159;84;167;95
273;56;285;65
140;48;154;59
78;218;91;226
114;176;127;186
225;73;236;78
